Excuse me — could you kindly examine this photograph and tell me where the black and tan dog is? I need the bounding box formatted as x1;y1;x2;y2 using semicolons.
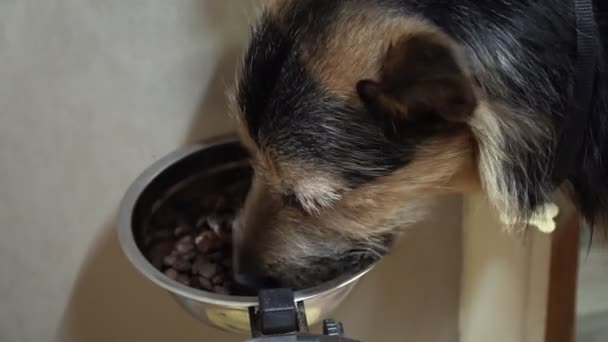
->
228;0;608;289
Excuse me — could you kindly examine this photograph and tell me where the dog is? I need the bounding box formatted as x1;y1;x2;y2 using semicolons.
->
227;0;608;289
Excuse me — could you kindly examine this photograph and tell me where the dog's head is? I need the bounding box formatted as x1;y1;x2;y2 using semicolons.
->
229;0;480;289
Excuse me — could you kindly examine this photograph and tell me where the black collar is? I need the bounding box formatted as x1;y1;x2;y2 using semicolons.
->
552;0;601;183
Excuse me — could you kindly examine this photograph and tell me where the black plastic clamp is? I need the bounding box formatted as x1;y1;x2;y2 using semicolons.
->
249;289;309;337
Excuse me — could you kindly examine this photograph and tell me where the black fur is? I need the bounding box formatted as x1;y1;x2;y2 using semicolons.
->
395;0;608;225
233;0;608;287
238;12;411;189
239;0;608;225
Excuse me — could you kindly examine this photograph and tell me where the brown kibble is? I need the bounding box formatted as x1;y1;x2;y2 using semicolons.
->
164;268;179;280
195;231;220;254
144;181;249;296
178;235;194;243
206;216;222;236
213;285;230;295
191;255;203;274
176;243;194;254
174;222;193;237
163;253;178;267
192;255;218;279
147;240;175;269
177;274;191;286
208;216;234;241
198;277;213;291
200;262;218;279
211;274;225;285
176;235;195;254
193;256;217;279
172;257;192;272
181;250;197;261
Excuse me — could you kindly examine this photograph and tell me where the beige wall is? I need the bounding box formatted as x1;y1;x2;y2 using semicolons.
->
0;1;462;341
577;232;608;318
460;194;551;342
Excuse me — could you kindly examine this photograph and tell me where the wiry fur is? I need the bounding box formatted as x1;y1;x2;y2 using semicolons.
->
470;101;555;228
228;0;608;288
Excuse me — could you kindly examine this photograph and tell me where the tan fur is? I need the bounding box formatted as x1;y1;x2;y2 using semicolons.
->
265;0;288;17
233;2;488;279
237;125;478;221
243;129;475;241
299;7;451;103
340;132;475;206
470;100;553;226
240;130;476;269
339;136;471;228
276;162;345;213
234;119;257;153
235;121;345;213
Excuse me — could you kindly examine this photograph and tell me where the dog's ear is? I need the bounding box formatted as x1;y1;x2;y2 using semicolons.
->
357;34;476;124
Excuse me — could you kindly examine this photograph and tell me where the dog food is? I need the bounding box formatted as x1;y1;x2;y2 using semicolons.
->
143;184;248;295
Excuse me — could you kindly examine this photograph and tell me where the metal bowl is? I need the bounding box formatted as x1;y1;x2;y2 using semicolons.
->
117;136;373;335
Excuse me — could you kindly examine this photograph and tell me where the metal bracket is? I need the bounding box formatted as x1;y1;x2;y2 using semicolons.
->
249;289;309;337
247;289;360;342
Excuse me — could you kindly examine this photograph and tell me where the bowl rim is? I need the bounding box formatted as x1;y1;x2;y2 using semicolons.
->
117;135;374;307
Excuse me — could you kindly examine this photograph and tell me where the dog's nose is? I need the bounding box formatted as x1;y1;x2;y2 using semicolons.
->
233;253;278;290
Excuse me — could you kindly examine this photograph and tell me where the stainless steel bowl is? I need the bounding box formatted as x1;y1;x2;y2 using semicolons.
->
117;136;373;335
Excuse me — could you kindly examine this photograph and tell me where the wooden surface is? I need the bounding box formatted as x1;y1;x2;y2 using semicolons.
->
545;212;581;342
